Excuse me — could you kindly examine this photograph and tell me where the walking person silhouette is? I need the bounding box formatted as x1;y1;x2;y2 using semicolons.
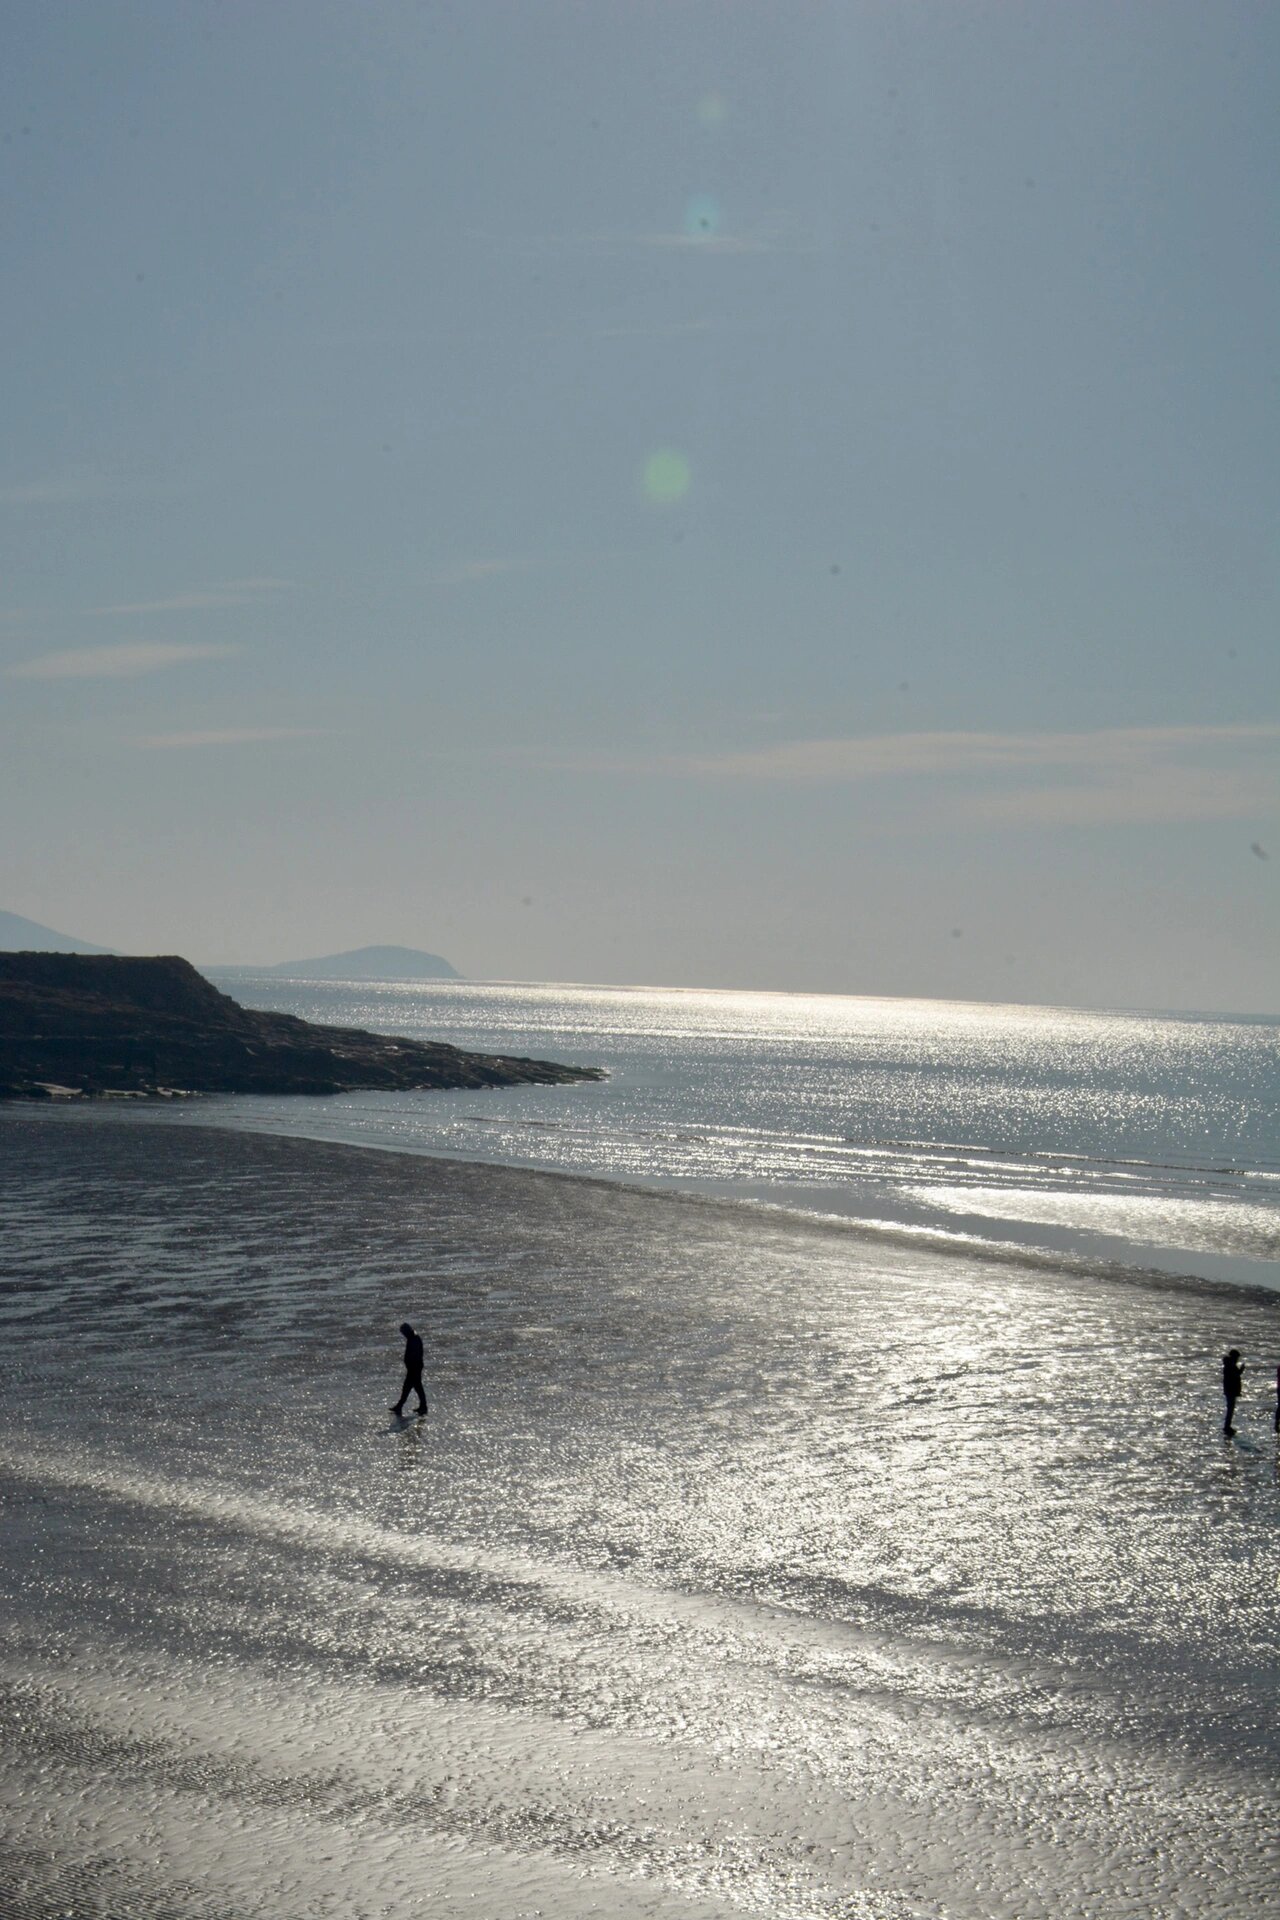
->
1222;1348;1243;1437
391;1321;427;1417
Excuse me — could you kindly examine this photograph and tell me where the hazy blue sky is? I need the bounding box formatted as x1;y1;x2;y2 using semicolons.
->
3;1;1276;1010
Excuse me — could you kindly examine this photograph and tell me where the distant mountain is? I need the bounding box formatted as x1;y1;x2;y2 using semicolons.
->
258;944;460;982
0;909;115;955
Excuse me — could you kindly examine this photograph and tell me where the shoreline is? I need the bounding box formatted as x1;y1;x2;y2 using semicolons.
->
9;1097;1278;1308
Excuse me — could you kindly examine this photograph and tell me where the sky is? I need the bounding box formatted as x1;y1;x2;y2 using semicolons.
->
2;0;1277;1012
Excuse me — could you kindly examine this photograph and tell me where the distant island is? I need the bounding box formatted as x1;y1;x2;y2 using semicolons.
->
219;944;462;982
0;953;598;1099
0;915;462;984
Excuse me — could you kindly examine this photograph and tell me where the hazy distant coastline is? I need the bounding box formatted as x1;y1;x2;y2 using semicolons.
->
1;912;462;986
0;907;117;956
208;944;461;983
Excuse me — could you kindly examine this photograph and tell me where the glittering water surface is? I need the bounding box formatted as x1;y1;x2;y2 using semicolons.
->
189;979;1280;1289
2;1112;1279;1919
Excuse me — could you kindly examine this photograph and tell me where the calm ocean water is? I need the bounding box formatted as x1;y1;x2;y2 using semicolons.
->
192;978;1280;1292
6;989;1280;1916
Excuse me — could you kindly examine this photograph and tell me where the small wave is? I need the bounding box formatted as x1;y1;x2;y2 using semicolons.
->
660;1188;1280;1301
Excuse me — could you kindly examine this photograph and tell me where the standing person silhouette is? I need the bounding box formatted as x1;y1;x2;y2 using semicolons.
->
391;1321;427;1417
1221;1348;1243;1437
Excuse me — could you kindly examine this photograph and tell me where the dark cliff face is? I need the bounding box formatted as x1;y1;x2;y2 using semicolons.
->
0;953;600;1097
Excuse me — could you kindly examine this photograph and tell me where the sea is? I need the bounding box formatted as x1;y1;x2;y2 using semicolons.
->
187;977;1280;1294
4;979;1280;1917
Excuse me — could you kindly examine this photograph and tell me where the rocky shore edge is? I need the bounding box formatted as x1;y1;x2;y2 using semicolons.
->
0;953;602;1099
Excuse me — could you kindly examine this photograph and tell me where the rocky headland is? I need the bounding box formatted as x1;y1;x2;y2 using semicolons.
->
0;953;600;1099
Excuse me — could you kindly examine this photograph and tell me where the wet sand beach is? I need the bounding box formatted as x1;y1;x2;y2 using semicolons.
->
2;1108;1279;1918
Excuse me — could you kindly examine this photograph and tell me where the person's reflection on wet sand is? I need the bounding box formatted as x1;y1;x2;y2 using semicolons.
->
395;1418;424;1468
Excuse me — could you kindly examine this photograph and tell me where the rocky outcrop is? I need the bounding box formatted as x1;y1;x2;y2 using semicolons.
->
0;953;600;1098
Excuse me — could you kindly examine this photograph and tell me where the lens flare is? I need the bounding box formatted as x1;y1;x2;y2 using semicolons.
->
683;194;721;240
696;92;728;129
643;450;692;505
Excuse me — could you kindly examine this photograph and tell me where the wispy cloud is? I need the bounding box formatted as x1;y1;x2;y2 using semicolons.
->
557;318;717;342
963;761;1278;828
425;558;522;587
475;217;815;259
137;727;324;749
0;468;135;507
670;725;1280;785
426;549;620;588
527;725;1280;829
92;579;291;616
7;641;241;680
639;233;770;255
472;229;658;257
319;318;718;350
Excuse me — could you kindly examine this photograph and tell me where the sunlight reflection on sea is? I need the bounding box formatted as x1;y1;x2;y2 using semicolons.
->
180;978;1280;1291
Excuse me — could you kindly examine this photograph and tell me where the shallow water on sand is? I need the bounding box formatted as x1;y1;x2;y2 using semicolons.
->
3;1111;1279;1917
187;978;1280;1292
